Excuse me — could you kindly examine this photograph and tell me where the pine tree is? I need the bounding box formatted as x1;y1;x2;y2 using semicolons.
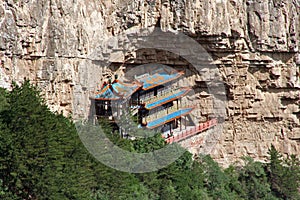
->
267;144;300;199
0;81;96;199
281;154;300;199
237;157;274;199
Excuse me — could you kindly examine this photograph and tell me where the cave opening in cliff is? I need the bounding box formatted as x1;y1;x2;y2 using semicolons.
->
89;48;221;142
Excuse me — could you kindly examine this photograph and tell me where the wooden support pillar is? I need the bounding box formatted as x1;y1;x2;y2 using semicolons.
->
117;101;120;117
136;107;139;124
180;117;182;131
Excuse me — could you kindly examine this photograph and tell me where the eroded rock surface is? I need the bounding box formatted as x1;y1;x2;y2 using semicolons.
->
0;0;299;166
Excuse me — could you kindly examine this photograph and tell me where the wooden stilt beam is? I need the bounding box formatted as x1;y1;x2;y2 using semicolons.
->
180;117;182;131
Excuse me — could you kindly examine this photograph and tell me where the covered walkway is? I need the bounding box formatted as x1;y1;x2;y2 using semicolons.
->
164;118;218;143
145;88;190;109
146;107;194;129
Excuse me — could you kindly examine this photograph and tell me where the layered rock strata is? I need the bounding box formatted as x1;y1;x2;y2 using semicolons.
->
0;0;299;166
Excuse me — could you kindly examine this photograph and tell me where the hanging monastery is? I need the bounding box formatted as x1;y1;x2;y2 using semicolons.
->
92;67;217;143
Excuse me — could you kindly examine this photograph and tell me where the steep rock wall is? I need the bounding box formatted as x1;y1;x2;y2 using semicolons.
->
0;0;299;166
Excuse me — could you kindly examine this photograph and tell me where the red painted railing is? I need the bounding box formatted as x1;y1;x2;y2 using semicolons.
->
164;118;218;144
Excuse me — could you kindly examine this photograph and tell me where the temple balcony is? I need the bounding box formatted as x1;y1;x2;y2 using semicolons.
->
143;106;195;129
143;88;191;110
164;118;218;143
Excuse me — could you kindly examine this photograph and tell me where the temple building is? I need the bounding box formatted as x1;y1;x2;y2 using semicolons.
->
93;68;217;143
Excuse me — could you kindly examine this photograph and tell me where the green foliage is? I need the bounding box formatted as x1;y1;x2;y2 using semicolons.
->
0;88;8;112
0;81;95;199
237;157;274;199
0;81;299;199
91;189;110;200
0;179;18;199
267;144;300;200
132;132;166;153
198;155;241;200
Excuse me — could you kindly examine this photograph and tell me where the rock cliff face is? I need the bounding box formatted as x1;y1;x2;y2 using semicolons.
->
0;0;299;166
